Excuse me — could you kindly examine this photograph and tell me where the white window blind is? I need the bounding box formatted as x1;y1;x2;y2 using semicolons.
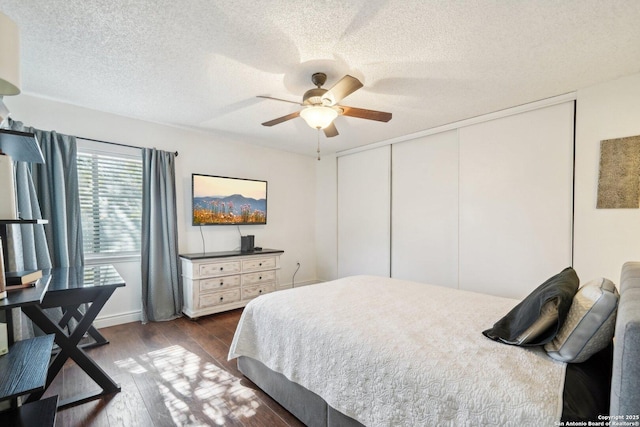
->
77;150;142;258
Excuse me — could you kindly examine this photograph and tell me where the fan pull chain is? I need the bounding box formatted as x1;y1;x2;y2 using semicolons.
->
317;129;321;161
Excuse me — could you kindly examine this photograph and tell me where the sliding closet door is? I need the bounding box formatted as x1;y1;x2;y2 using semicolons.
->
337;146;391;278
391;130;459;287
458;101;574;298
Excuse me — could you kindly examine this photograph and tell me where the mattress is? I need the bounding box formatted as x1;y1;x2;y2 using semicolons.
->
229;275;567;426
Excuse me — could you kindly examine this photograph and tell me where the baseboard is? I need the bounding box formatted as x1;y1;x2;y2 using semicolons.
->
94;310;142;329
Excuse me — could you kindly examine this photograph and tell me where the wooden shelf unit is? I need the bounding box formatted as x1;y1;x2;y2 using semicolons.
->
0;395;58;426
0;335;54;401
0;335;57;425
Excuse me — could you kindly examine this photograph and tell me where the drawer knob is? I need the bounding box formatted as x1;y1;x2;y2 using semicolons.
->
220;296;224;301
219;281;224;286
259;276;262;280
259;289;263;294
259;263;262;266
220;267;224;271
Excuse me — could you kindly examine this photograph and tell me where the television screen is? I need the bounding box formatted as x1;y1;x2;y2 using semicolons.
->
192;174;267;225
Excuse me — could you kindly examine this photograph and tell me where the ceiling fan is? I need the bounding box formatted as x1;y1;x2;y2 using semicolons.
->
259;72;392;138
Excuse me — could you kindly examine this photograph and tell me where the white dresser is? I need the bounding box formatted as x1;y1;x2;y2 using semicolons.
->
180;249;285;319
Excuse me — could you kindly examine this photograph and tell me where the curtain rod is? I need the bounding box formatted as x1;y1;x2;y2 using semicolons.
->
77;136;178;157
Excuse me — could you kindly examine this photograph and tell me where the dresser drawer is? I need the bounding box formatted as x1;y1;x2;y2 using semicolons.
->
199;260;241;277
242;283;276;300
243;270;276;286
242;256;277;272
199;288;241;308
200;275;241;293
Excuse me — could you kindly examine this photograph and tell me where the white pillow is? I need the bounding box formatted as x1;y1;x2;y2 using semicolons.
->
544;278;618;363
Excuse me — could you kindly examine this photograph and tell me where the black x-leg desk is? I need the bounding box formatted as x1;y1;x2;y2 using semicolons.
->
22;265;125;409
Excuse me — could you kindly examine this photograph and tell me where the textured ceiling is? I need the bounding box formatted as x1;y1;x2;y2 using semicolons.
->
1;1;640;157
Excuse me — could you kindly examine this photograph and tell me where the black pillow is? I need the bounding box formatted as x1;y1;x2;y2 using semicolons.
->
482;267;579;346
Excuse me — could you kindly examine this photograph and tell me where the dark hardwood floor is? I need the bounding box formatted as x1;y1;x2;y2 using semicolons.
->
44;309;305;427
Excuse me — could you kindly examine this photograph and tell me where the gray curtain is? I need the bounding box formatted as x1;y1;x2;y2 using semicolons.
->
7;162;52;271
31;129;83;267
141;148;181;322
8;119;83;268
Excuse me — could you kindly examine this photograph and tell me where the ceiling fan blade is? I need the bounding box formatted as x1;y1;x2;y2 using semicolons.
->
340;106;392;122
324;75;363;104
257;95;303;106
323;122;339;138
261;110;301;126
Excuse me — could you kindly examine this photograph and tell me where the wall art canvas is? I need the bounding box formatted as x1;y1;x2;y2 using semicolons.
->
192;174;267;225
597;135;640;209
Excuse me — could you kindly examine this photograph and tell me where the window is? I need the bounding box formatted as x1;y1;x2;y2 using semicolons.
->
77;149;142;262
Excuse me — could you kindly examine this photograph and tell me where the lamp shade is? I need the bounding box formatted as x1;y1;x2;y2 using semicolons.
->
0;129;43;163
0;12;20;96
300;106;338;129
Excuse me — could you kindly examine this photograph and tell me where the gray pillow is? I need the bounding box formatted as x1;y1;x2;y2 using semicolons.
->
545;277;619;363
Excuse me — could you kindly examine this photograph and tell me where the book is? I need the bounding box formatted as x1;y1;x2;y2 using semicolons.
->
5;269;42;286
6;281;37;292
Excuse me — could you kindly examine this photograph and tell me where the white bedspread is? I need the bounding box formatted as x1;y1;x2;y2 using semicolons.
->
229;275;566;426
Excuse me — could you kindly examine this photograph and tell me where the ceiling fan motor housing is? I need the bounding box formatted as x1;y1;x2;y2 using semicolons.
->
303;87;330;105
303;72;335;105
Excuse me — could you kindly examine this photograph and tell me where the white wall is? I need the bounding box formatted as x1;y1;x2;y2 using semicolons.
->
315;153;337;281
5;94;318;326
574;72;640;284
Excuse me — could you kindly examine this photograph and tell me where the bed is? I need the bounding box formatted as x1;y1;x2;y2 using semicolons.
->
228;262;640;426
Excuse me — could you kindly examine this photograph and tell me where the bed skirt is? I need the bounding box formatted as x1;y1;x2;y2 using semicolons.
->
238;356;363;427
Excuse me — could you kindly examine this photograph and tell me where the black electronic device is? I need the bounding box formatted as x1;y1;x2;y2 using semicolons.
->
241;235;255;253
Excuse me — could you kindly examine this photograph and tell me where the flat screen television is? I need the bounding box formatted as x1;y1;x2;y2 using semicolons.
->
192;174;267;225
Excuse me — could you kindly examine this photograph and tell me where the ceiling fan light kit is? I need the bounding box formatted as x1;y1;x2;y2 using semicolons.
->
300;105;338;129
